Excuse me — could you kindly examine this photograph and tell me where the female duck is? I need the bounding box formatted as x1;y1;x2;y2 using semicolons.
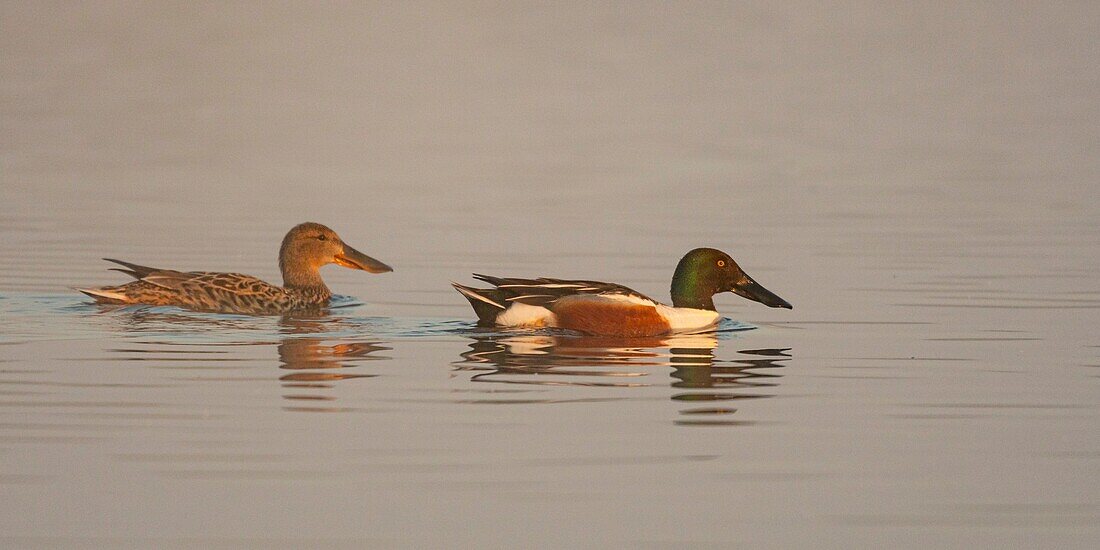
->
452;248;791;337
77;222;391;315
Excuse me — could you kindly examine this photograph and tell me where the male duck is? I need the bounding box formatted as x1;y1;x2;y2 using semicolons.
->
77;222;392;315
452;248;791;337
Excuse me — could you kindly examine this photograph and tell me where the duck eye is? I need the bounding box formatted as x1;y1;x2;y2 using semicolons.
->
717;260;726;267
317;234;327;241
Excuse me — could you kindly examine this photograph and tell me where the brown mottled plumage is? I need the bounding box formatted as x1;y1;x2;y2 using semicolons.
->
76;222;392;315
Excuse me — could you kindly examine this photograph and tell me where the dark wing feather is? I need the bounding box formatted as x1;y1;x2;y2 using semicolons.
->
468;274;656;308
471;273;509;287
103;258;163;279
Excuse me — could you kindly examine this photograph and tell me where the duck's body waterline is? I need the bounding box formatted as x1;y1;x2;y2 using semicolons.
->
78;234;790;333
77;222;391;315
453;248;791;337
484;292;721;335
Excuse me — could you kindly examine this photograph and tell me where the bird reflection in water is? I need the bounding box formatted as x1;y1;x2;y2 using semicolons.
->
454;331;790;425
83;306;389;412
670;346;790;426
277;316;389;412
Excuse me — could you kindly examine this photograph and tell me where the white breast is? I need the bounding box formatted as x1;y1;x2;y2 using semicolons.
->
654;304;721;333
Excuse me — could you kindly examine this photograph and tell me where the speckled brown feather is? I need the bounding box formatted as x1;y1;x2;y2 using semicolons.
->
78;222;389;315
81;269;331;315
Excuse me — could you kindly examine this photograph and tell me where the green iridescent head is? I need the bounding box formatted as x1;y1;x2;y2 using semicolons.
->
669;248;792;311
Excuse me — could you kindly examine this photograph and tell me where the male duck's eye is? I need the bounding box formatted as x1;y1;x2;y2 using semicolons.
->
717;260;726;267
317;234;327;241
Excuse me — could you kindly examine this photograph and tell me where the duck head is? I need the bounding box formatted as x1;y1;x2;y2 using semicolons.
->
279;222;392;288
669;247;791;311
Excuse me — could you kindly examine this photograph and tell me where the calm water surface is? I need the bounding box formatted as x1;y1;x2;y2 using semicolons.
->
2;2;1098;548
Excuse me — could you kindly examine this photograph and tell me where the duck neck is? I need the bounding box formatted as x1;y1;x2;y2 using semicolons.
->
280;257;330;298
670;269;717;311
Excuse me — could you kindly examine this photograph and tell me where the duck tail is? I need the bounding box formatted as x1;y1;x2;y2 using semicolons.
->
74;286;131;304
451;282;505;326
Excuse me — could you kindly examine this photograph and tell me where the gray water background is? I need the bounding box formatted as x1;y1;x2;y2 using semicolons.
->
1;2;1098;548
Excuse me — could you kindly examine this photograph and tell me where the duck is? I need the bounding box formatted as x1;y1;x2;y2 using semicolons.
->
76;222;392;315
452;247;791;337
